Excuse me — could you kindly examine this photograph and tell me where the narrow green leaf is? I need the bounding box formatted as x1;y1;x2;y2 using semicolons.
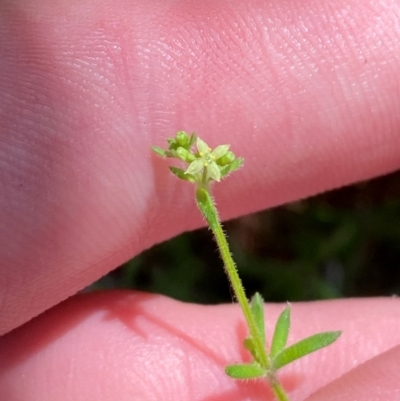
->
272;331;342;371
220;157;244;178
225;362;266;379
232;157;244;169
250;292;265;345
188;132;197;148
243;337;258;360
270;305;291;358
169;166;196;182
167;138;179;151
151;146;167;157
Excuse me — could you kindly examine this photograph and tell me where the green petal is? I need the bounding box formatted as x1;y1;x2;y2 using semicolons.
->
196;137;210;155
211;144;230;160
207;162;221;182
185;159;205;175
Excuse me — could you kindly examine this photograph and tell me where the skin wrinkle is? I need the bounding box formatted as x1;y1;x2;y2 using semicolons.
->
0;8;150;333
0;0;399;338
306;346;400;400
1;294;400;400
0;3;399;399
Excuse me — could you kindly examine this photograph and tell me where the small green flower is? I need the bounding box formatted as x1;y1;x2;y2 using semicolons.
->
185;138;230;182
152;131;243;186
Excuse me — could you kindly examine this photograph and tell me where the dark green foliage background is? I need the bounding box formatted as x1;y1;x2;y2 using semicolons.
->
92;171;400;303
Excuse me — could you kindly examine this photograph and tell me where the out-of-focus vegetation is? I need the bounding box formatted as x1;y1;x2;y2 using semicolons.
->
91;171;400;303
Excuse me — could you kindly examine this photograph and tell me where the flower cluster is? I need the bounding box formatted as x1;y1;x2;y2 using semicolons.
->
152;131;243;186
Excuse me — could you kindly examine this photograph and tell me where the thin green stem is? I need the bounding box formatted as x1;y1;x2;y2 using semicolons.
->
152;132;294;401
196;186;291;401
153;132;341;401
271;380;291;401
195;186;269;368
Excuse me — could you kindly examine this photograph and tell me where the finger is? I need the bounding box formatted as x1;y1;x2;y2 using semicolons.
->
306;345;400;401
1;0;400;335
0;294;399;401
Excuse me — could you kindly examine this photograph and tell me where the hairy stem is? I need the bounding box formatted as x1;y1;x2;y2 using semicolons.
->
271;378;291;401
196;186;269;366
196;186;291;401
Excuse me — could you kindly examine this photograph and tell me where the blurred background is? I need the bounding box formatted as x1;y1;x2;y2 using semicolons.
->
90;170;400;303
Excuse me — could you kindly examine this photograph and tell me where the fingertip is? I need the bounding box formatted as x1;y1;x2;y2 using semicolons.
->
2;294;400;400
306;345;400;401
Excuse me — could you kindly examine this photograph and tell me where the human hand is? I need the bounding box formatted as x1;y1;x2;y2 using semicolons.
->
1;0;399;400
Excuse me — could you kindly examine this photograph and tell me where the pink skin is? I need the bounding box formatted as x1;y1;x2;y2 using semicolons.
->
0;0;399;399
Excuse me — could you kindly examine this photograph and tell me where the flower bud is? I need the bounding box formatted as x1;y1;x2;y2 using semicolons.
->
217;151;235;166
176;131;190;147
176;147;196;163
